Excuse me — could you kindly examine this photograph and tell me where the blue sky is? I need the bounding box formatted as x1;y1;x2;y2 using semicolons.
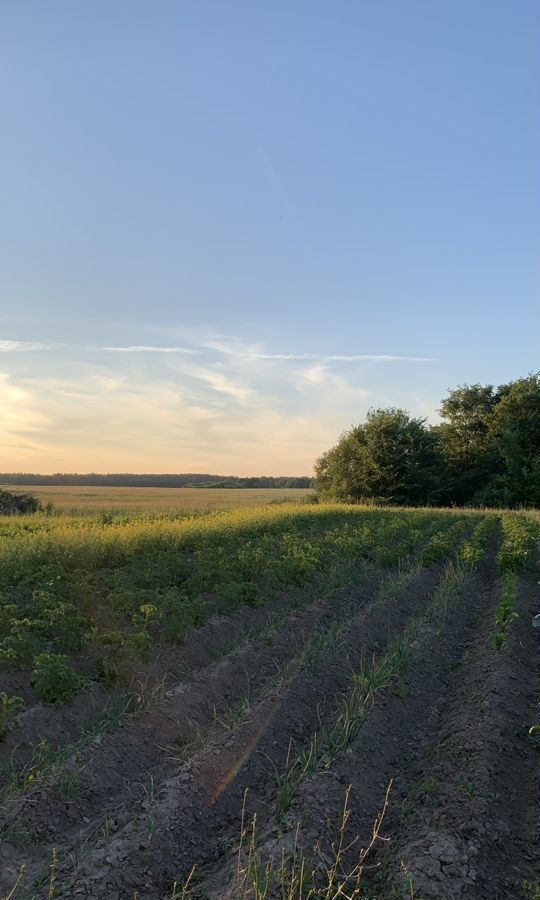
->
0;1;538;474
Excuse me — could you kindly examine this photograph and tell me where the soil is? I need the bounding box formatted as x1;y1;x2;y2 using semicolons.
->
0;549;538;900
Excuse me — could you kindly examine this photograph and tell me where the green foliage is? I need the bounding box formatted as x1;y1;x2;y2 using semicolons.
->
0;589;85;669
493;573;518;648
316;373;540;507
458;516;499;569
0;489;41;514
438;374;540;506
31;652;83;703
420;520;469;566
161;590;208;643
89;629;152;683
315;408;444;505
498;514;538;573
0;505;492;682
0;692;25;740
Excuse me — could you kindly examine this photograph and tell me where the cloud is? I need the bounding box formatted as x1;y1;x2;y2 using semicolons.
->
326;354;437;363
196;333;436;364
189;367;254;402
103;345;198;354
0;327;441;475
0;340;51;352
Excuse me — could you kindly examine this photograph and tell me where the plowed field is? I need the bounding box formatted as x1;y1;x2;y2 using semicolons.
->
0;506;538;899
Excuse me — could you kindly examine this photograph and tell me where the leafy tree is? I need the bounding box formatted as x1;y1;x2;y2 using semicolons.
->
436;384;499;504
438;374;540;506
315;408;444;505
482;374;540;506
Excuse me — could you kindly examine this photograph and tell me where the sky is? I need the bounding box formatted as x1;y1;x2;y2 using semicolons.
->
0;0;538;476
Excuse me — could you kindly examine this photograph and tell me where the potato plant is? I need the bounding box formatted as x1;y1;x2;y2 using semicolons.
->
498;514;538;573
0;505;485;689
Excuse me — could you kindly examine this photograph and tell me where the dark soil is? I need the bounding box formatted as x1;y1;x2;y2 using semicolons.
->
1;550;538;900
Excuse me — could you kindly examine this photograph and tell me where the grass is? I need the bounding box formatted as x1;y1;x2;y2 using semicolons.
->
231;783;392;900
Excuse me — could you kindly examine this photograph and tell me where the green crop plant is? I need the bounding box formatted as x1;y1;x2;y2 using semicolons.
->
0;691;25;740
429;561;468;625
498;514;538;573
88;628;152;683
420;519;470;567
458;515;499;569
0;505;479;685
493;572;518;648
31;652;83;703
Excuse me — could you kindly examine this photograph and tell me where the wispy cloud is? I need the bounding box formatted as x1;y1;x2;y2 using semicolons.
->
0;340;51;352
190;368;254;402
103;345;199;354
198;334;436;364
0;327;441;474
326;354;437;363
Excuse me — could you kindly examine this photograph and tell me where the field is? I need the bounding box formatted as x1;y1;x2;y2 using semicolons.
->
0;485;313;515
0;503;539;899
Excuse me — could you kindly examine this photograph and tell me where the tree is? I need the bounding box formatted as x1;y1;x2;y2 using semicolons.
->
437;374;540;506
315;408;444;505
436;384;499;504
484;373;540;506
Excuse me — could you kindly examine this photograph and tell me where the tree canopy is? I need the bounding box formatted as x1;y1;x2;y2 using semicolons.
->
315;374;540;507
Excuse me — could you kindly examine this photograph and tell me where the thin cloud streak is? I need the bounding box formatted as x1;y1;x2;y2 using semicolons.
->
326;354;437;362
199;335;436;364
103;345;199;354
0;340;52;352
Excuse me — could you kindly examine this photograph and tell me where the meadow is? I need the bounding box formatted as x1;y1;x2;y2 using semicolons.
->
0;501;538;899
0;484;313;515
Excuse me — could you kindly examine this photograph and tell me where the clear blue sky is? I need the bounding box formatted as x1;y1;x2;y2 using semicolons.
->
0;1;538;474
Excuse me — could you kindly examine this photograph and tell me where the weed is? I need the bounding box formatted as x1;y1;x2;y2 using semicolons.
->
234;782;392;898
126;672;168;718
56;767;87;799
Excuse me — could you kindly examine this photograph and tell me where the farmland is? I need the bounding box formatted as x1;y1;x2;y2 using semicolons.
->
0;485;313;515
0;504;539;899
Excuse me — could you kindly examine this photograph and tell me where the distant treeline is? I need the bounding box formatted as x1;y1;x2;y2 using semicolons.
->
0;473;313;489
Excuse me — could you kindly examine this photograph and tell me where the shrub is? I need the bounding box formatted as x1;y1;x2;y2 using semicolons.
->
31;652;83;703
0;489;41;515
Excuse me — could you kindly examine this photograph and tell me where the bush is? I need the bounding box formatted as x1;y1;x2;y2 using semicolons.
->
31;652;83;703
0;489;41;515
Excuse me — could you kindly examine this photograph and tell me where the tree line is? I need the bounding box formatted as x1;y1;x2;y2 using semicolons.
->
0;473;313;489
315;374;540;507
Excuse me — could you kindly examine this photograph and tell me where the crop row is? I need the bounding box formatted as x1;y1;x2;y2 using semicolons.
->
0;508;477;705
497;513;538;573
458;515;500;569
